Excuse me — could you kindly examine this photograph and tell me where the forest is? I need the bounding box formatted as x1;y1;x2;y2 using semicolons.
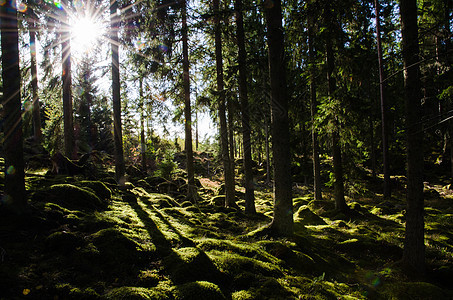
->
0;0;452;298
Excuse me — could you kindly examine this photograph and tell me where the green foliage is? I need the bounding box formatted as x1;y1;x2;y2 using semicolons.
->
155;149;178;180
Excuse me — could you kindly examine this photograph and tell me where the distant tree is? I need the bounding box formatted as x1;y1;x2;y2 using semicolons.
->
375;0;391;198
111;0;126;183
28;10;43;143
235;0;255;213
61;0;75;159
182;0;197;201
264;0;293;235
307;4;322;201
1;1;27;213
214;0;235;207
324;2;348;213
400;0;425;275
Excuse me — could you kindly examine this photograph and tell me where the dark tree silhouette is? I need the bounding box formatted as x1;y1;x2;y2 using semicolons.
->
110;0;125;183
264;0;293;235
400;0;425;275
1;1;27;213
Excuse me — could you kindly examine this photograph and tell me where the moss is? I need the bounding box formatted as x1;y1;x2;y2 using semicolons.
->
172;281;226;300
104;286;170;300
197;238;282;265
46;231;85;252
53;283;100;299
210;195;226;206
383;282;450;300
294;207;327;226
232;290;254;300
163;247;224;284
78;181;112;200
89;228;142;264
43;184;105;210
208;250;283;278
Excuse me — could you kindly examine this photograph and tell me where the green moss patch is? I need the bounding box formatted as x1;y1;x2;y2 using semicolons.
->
172;281;226;300
163;247;225;284
35;184;106;211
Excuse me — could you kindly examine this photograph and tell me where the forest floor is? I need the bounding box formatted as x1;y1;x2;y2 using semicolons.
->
0;154;453;299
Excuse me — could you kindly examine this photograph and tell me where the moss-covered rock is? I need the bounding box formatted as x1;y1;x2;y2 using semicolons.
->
38;184;105;211
163;247;225;284
90;228;142;264
294;207;327;226
78;181;112;201
52;283;100;300
172;281;226;300
104;286;170;300
383;281;450;300
46;231;85;252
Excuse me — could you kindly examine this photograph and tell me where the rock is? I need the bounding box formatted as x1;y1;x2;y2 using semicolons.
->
294;207;327;225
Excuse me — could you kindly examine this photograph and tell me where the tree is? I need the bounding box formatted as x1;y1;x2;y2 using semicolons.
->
235;0;255;213
182;0;197;201
28;10;43;143
375;0;391;198
324;2;348;213
111;0;126;183
62;0;75;159
214;0;235;207
400;0;425;275
264;0;293;235
308;5;322;201
1;1;27;213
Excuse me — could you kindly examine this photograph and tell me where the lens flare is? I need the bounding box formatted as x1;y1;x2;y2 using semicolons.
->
7;165;16;175
136;40;146;51
158;44;168;53
30;41;36;56
17;2;27;12
54;0;62;9
73;0;83;9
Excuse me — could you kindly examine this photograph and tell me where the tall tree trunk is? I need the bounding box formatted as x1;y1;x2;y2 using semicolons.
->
1;1;27;214
308;12;322;200
139;78;147;173
195;109;199;151
29;15;42;143
400;0;425;275
375;0;391;198
214;0;235;207
110;0;125;183
265;115;271;184
235;0;255;213
62;2;75;159
182;0;196;201
325;5;347;212
264;0;293;236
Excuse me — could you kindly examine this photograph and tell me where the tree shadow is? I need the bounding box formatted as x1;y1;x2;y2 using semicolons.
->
128;194;231;292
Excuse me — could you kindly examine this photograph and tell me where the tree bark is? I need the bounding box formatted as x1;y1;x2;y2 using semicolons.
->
400;0;425;275
214;0;235;207
62;2;75;159
110;0;125;183
182;0;197;201
235;0;255;213
375;0;391;198
264;0;293;236
325;4;347;212
139;78;147;173
29;15;42;143
308;12;322;201
1;1;27;214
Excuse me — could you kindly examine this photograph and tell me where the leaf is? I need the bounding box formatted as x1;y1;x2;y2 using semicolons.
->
23;289;31;296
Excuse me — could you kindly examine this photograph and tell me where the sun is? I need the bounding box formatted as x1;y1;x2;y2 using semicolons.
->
70;15;105;56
